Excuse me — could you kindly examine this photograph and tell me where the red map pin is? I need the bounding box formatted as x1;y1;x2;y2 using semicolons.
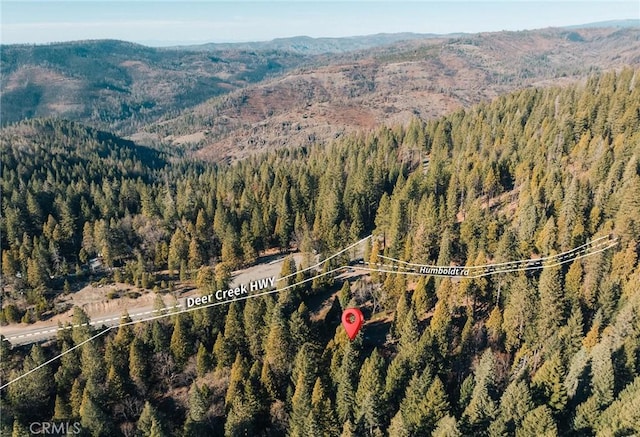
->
342;307;364;341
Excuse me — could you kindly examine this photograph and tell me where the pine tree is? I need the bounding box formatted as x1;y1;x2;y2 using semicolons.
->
11;421;30;437
70;378;83;418
151;320;169;353
463;349;498;432
503;274;536;352
591;341;615;407
290;347;315;436
188;383;208;422
79;385;111;437
223;302;247;355
432;415;462;437
196;343;210;377
391;290;410;340
536;265;566;343
311;377;339;437
497;379;534;433
397;368;449;435
137;401;160;437
431;298;452;357
243;296;268;360
8;344;54;421
226;353;249;407
289;303;312;352
168;228;188;273
129;336;148;384
516;405;558;437
388;412;410;437
71;306;92;344
369;239;382;283
336;339;360;423
53;394;71;419
187;237;203;270
170;314;192;368
531;353;568;411
106;364;127;399
486;306;503;346
384;354;411;415
355;349;385;433
213;331;232;369
54;341;80;392
263;303;293;396
149;418;168;437
339;281;352;310
412;276;435;314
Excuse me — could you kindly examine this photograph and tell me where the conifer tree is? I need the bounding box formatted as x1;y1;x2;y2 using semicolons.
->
243;296;268;360
69;378;83;418
537;265;566;344
79;385;111;437
188;383;208;422
336;338;361;423
497;379;534;433
223;302;247;355
432;415;462;437
516;405;558;437
226;353;249;407
137;401;160;437
213;331;232;369
311;377;339;437
355;349;385;433
532;353;568;411
463;349;498;432
290;351;315;436
53;394;71;420
384;354;412;415
170;314;192;368
263;303;293;395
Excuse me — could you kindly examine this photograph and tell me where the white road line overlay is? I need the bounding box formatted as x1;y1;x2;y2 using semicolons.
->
3;304;185;341
0;235;617;343
0;237;371;344
0;326;113;390
357;239;618;279
0;266;349;390
378;234;616;271
0;235;619;389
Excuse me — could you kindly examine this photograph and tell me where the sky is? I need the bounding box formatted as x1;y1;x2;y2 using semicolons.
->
1;1;638;46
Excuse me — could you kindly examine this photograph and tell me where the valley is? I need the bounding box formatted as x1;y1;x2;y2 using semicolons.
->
1;20;640;437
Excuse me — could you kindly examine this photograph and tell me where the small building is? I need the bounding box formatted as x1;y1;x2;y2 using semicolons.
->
89;257;104;273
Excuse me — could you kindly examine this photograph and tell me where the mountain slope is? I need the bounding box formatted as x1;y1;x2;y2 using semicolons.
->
141;26;640;161
0;40;308;132
1;68;639;436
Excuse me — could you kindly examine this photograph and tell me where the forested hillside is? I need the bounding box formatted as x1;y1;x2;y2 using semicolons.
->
1;68;639;436
3;26;639;160
143;27;640;160
0;40;306;132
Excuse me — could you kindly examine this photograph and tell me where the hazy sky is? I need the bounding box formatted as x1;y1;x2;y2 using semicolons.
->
1;1;638;46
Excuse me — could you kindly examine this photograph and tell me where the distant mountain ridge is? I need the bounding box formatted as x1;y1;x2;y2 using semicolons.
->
175;33;446;55
172;20;639;54
1;22;639;148
563;19;640;29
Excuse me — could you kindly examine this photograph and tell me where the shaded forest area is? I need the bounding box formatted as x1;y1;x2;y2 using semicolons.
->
1;68;640;436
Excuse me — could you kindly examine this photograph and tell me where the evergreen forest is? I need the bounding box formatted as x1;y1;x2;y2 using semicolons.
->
1;68;639;436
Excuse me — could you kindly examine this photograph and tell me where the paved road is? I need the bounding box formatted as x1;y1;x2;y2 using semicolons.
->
0;252;305;346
